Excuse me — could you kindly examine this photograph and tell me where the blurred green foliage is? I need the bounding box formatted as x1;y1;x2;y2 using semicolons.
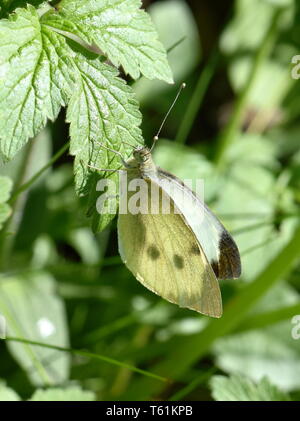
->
0;0;300;401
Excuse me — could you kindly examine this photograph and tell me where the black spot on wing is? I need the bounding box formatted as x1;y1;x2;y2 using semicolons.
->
147;245;160;260
216;231;241;279
173;254;184;269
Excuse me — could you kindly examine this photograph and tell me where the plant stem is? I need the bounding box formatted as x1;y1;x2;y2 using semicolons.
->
10;141;69;204
175;49;219;144
214;8;282;167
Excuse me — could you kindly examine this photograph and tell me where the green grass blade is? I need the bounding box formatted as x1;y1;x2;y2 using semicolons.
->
175;48;219;144
3;336;169;384
214;8;281;166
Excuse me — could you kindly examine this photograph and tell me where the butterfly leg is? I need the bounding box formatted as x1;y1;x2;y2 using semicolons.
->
79;160;124;173
93;140;128;167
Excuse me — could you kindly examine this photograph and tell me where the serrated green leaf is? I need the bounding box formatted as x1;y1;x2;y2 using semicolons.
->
68;55;143;192
29;386;96;401
0;2;47;19
0;272;70;386
67;54;143;230
42;0;173;82
88;169;120;233
210;374;290;401
0;175;12;229
0;6;74;159
0;2;161;232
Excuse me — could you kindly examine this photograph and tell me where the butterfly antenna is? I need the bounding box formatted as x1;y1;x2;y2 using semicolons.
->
150;82;186;152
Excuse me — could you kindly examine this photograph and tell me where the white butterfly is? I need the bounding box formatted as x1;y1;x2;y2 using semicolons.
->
117;146;241;318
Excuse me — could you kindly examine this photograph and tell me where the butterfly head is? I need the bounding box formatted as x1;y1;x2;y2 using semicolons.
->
132;146;151;163
124;146;156;174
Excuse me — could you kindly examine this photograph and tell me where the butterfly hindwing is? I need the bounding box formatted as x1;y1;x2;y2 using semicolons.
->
118;179;222;318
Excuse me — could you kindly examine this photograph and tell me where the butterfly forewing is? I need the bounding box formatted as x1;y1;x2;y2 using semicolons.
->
156;169;241;280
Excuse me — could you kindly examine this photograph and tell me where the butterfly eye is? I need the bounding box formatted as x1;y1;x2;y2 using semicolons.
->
133;147;150;162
